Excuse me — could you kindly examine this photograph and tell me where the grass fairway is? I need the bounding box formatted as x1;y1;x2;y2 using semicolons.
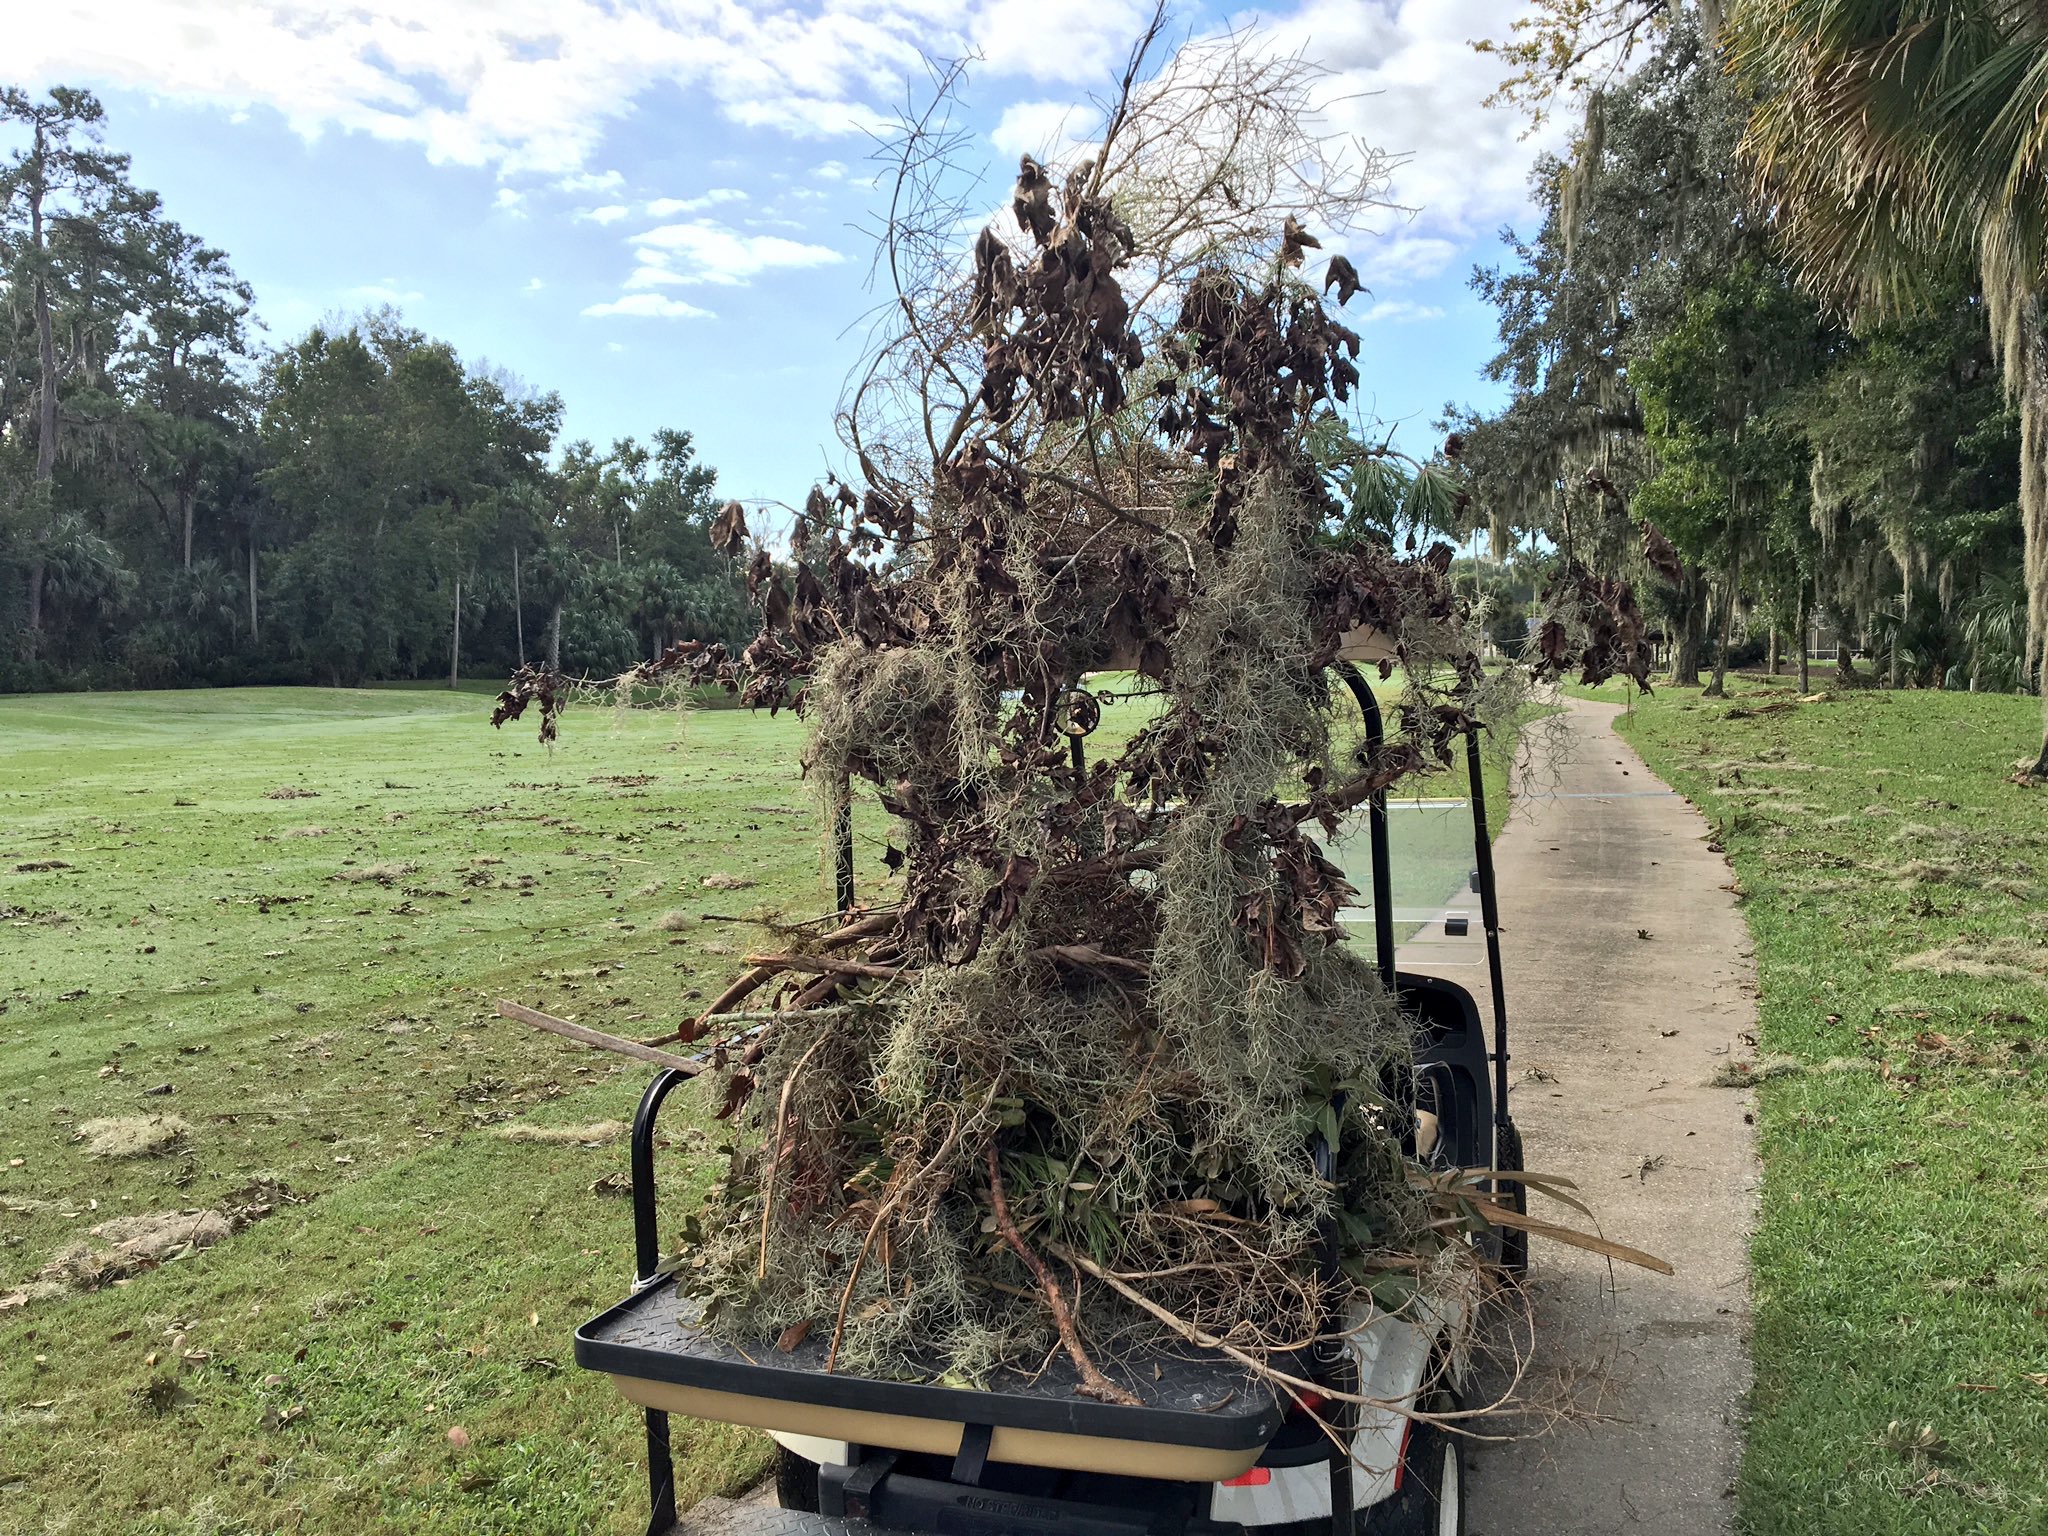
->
0;680;1516;1535
1580;676;2048;1535
0;686;838;1535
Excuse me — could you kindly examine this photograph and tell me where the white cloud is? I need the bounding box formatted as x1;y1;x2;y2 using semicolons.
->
973;0;1157;85
810;159;848;180
1265;0;1564;250
582;293;715;320
494;187;527;217
579;204;630;224
989;99;1091;162
523;277;545;293
629;220;843;287
11;2;956;174
346;281;424;306
558;168;626;194
646;189;748;217
606;340;627;352
1358;299;1447;325
1354;233;1461;287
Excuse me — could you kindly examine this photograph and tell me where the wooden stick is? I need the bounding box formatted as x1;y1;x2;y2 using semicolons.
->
495;1000;705;1076
1029;944;1151;976
743;953;904;981
641;1005;850;1046
760;1031;832;1280
689;913;896;1032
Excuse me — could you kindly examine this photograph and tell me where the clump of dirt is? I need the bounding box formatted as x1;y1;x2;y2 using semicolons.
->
76;1114;190;1157
492;1119;631;1145
700;872;754;891
333;861;419;885
654;911;693;932
282;825;329;838
265;785;320;800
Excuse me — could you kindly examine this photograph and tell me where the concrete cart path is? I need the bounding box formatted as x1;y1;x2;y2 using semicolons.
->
1464;696;1759;1536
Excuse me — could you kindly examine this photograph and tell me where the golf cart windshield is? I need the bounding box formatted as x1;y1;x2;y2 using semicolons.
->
1321;797;1488;982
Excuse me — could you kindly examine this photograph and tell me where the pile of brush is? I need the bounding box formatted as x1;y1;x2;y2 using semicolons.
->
496;58;1654;1399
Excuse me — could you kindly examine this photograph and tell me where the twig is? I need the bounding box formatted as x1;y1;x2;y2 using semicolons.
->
826;1088;993;1372
760;1031;834;1280
986;1145;1141;1407
495;1000;703;1075
1028;944;1152;977
743;953;905;981
691;913;895;1029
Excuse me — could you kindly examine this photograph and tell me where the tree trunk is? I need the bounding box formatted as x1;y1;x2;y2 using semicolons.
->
25;558;46;657
2017;302;2048;776
1668;565;1707;687
1703;550;1739;698
449;577;462;689
548;602;563;670
513;544;525;667
248;540;259;645
1887;590;1902;690
181;489;195;571
1767;624;1779;676
30;139;59;485
1796;583;1810;694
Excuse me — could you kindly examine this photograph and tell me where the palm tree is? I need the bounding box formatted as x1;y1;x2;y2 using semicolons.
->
1728;0;2048;774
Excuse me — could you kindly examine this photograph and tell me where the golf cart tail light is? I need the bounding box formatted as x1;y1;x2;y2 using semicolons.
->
1292;1390;1326;1414
1222;1467;1272;1487
1392;1421;1415;1492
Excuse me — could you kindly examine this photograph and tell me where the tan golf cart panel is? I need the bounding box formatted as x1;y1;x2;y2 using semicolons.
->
608;1374;1265;1482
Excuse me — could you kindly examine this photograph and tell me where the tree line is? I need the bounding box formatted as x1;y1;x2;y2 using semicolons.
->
1459;2;2046;774
0;86;749;694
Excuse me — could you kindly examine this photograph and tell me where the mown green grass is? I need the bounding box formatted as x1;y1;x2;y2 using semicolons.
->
0;680;1514;1535
1578;674;2048;1535
0;687;836;1536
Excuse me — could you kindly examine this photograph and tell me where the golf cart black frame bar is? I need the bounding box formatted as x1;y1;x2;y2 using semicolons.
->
1462;729;1513;1143
630;1066;691;1536
1330;662;1397;991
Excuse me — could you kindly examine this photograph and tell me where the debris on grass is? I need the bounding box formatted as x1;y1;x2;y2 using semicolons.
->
699;872;754;891
1896;939;2048;987
282;825;329;838
1709;1056;1805;1087
492;1119;630;1145
333;861;419;885
654;910;693;932
75;1114;190;1157
13;859;72;873
1879;1420;1951;1467
265;785;320;799
1;1187;294;1310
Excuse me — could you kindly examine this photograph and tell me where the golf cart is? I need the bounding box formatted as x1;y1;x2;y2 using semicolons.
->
571;661;1525;1536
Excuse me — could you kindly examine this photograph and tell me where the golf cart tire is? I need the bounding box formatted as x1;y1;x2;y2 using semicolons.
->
1373;1397;1466;1536
1495;1118;1530;1279
774;1446;820;1512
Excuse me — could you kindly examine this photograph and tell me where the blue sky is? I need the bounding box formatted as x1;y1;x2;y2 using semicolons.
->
18;1;1557;506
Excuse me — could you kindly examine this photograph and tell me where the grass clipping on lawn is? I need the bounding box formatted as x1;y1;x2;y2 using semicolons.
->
492;51;1654;1397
